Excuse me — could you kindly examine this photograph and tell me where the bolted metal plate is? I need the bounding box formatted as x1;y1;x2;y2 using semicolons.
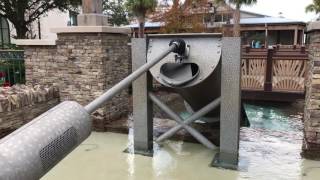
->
147;33;222;88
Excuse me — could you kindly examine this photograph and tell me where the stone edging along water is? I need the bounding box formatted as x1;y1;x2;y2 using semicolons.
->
0;84;60;138
0;84;59;112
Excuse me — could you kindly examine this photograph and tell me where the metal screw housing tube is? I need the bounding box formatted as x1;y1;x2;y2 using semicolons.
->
85;44;177;114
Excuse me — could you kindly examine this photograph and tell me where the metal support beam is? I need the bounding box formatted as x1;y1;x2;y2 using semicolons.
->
156;97;221;142
149;92;217;150
212;37;241;170
132;38;154;156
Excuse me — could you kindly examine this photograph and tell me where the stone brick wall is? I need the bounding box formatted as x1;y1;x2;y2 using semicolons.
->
303;27;320;159
23;33;130;131
0;85;59;138
24;46;58;85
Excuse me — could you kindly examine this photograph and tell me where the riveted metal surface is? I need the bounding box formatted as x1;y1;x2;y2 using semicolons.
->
0;101;91;180
147;33;222;88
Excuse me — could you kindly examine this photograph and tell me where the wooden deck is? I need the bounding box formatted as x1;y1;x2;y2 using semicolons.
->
241;45;308;102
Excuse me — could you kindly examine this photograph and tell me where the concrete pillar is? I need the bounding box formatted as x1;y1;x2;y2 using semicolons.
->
78;0;109;26
302;21;320;159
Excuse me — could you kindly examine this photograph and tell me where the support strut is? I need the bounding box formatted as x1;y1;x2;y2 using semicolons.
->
149;92;217;150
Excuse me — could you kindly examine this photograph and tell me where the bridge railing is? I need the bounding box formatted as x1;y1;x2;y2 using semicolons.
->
241;45;308;93
0;50;25;87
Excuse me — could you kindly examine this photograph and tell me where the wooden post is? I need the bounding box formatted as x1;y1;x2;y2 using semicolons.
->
264;48;273;91
294;28;298;45
265;24;268;47
302;29;305;44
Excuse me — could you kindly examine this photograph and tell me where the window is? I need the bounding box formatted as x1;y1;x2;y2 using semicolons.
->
0;17;10;49
214;13;232;23
214;14;222;22
68;11;79;26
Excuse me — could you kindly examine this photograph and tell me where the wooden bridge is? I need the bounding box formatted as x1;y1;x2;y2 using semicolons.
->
241;45;308;102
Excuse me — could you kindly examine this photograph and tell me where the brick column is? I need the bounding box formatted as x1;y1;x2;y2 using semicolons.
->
16;27;131;131
303;21;320;159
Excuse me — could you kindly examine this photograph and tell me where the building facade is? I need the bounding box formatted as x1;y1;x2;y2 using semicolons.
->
128;3;306;46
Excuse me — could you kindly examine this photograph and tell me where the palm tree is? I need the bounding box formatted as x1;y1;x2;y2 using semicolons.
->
306;0;320;15
126;0;157;38
216;0;257;37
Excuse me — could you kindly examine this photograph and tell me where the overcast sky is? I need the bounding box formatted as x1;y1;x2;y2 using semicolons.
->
240;0;317;22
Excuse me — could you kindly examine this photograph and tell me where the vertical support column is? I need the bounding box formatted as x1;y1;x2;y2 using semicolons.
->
302;22;320;159
212;37;241;169
294;28;298;45
302;29;305;44
132;38;154;156
265;24;268;47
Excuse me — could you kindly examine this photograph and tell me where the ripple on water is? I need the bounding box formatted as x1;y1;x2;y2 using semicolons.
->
238;102;305;180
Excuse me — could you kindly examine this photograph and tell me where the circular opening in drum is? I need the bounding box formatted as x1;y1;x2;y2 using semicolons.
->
160;62;200;87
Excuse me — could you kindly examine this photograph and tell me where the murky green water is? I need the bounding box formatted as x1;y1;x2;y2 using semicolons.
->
42;102;320;180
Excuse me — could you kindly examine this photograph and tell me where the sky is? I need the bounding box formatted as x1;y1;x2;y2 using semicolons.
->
240;0;317;22
175;0;318;22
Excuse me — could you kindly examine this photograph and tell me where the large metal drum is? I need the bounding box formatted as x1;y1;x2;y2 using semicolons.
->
147;33;222;118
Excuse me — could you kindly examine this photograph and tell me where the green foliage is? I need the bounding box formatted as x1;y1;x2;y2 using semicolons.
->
215;0;257;8
214;0;257;36
156;0;208;33
125;0;157;37
0;0;82;39
125;0;157;18
306;0;320;14
0;58;25;86
103;0;129;26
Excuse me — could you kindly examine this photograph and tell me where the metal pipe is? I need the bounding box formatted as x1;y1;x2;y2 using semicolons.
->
156;97;221;142
85;44;177;113
149;92;217;150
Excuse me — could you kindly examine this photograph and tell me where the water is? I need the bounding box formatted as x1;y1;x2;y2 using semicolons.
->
244;102;304;132
42;102;320;180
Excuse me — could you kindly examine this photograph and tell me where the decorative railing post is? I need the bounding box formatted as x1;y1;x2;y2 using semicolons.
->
264;48;274;91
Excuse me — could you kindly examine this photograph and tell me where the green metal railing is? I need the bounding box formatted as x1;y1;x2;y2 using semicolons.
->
0;50;25;87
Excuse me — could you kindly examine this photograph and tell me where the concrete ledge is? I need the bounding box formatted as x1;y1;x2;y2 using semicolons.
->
14;39;56;46
307;21;320;33
51;26;131;34
77;14;109;26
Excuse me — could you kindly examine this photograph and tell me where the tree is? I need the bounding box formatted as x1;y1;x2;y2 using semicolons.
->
0;0;81;39
306;0;320;15
216;0;257;37
153;0;208;33
125;0;157;37
103;0;129;26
